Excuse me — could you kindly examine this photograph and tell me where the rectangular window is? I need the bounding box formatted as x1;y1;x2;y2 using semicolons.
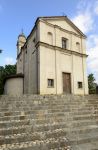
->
48;79;54;87
78;82;83;88
62;38;68;49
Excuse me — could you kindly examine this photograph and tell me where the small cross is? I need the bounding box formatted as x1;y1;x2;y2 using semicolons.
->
62;12;66;16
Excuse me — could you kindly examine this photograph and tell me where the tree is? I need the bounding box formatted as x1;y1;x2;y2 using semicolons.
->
88;73;97;94
0;64;16;95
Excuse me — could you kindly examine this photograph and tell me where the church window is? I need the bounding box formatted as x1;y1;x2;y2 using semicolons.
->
48;79;54;87
76;42;80;52
78;82;83;89
47;32;53;45
62;38;68;49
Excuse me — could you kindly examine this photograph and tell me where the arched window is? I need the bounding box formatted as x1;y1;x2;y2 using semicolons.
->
47;32;53;45
76;42;80;52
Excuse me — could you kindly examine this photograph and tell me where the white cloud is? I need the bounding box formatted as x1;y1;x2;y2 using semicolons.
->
87;35;98;83
72;1;94;33
94;1;98;15
72;0;98;83
72;12;93;33
4;57;16;65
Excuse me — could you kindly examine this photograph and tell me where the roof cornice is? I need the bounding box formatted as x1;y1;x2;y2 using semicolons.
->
36;41;88;58
40;19;86;39
19;16;87;54
39;16;86;38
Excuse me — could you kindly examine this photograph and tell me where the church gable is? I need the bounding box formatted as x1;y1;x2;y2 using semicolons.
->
40;16;86;38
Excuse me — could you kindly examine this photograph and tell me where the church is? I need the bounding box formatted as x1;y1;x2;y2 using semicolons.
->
5;16;89;95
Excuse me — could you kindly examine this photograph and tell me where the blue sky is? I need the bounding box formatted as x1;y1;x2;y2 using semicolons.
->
0;0;98;83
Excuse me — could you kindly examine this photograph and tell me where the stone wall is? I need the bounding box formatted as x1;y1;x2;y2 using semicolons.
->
4;75;23;96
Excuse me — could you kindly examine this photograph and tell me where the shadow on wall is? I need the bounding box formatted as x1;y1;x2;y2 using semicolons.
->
96;86;98;94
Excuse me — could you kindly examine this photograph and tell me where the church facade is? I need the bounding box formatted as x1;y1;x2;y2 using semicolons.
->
17;16;88;95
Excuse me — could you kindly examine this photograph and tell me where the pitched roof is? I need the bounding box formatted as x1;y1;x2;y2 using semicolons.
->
24;15;86;48
37;16;86;38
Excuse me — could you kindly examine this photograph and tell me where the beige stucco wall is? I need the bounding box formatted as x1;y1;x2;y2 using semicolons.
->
23;30;39;94
39;21;86;54
73;55;84;95
17;28;39;94
23;46;29;94
17;52;23;74
47;19;80;35
4;77;23;96
39;45;88;95
38;19;88;95
39;46;56;94
16;17;88;95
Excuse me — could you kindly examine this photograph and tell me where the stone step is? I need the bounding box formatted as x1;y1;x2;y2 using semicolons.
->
0;137;71;150
0;99;96;105
0;105;94;112
0;115;97;130
0;94;84;99
0;102;60;106
69;132;98;146
0;118;67;127
0;99;86;104
1;107;89;115
0;117;69;129
0;119;31;128
70;119;98;128
0;95;97;103
86;96;98;99
72;142;98;150
0;112;71;122
0;95;95;100
73;114;98;120
0;129;68;146
0;100;87;106
0;105;97;114
0;119;98;136
0;99;87;103
0;125;98;148
0;107;97;118
0;125;98;141
0;95;98;150
0;111;98;122
69;125;98;135
71;109;98;115
1;102;94;108
0;109;69;117
0;98;97;104
0;122;68;136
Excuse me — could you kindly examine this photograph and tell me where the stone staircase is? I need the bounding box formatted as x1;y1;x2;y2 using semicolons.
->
0;95;98;150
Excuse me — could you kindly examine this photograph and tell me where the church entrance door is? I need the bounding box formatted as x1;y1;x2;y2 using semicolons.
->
62;72;71;94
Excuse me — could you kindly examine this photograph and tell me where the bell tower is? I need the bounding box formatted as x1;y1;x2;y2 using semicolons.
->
17;30;26;56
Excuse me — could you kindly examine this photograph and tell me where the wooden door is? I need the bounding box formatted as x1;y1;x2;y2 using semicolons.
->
62;73;71;94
